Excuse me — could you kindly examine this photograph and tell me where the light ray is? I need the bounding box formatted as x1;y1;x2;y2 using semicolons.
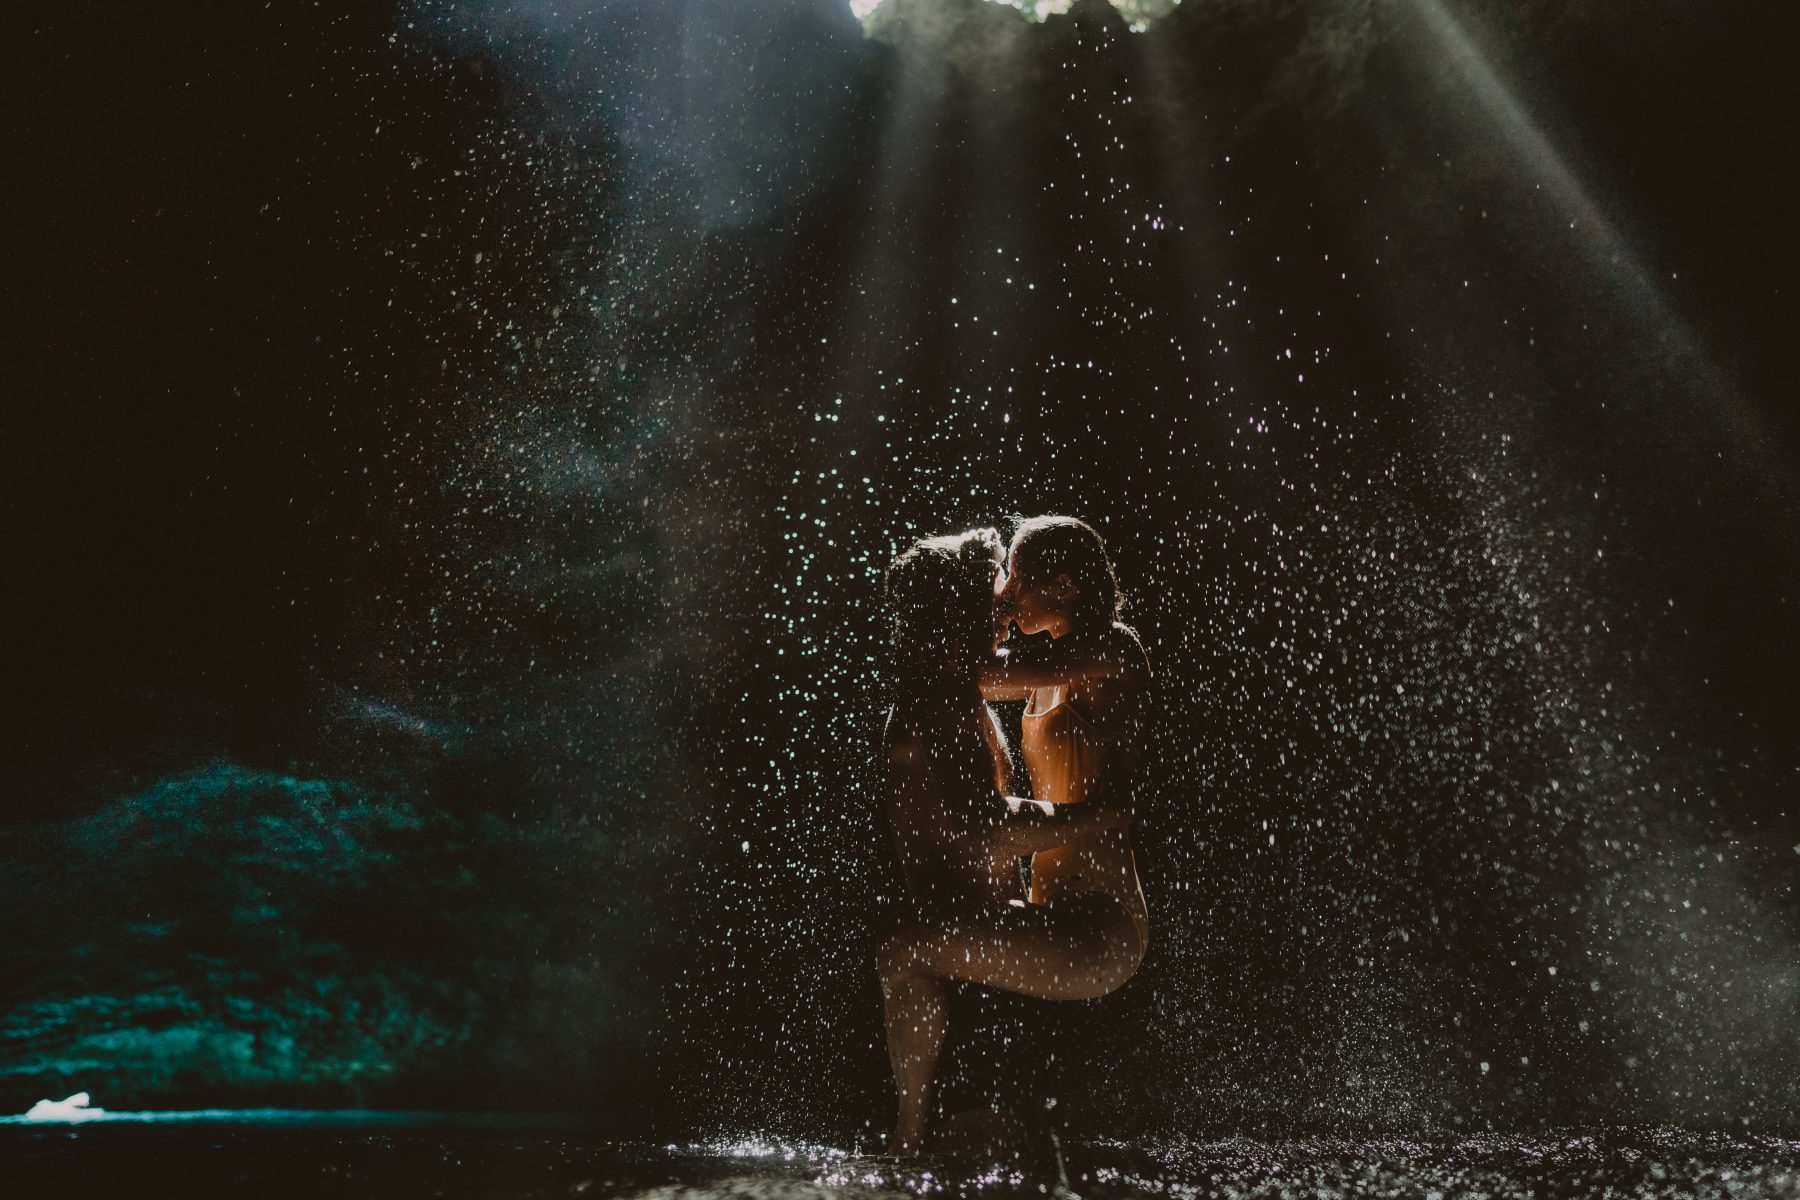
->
1408;0;1778;489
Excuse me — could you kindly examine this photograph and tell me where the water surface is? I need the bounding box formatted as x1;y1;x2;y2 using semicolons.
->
4;1119;1795;1199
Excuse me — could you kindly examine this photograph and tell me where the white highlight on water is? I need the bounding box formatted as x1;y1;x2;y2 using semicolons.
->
23;1092;106;1122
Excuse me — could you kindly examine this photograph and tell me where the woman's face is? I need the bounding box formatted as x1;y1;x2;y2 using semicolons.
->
996;547;1074;638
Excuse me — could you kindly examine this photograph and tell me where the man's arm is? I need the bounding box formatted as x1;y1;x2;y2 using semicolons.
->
989;786;1135;856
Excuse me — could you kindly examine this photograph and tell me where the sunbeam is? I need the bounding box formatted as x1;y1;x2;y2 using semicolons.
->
1406;0;1785;510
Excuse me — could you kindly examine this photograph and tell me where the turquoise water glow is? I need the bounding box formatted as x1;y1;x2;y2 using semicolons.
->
1;1105;589;1129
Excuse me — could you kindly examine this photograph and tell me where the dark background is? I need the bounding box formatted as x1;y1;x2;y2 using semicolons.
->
6;0;1796;1140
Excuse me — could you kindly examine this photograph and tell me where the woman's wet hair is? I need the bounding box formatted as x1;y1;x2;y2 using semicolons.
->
885;527;1004;693
1008;514;1127;630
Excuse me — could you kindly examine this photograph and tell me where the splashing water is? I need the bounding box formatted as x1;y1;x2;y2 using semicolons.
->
8;0;1793;1156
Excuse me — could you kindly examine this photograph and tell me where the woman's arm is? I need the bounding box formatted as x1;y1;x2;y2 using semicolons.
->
977;633;1126;701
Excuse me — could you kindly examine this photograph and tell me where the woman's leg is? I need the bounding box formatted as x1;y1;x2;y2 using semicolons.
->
877;952;948;1153
875;897;1142;1151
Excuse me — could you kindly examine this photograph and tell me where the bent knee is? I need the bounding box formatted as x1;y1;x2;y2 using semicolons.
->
1067;949;1141;1001
1105;935;1147;994
1075;920;1146;1000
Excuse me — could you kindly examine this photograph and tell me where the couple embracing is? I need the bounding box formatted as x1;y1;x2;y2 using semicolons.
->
878;516;1151;1153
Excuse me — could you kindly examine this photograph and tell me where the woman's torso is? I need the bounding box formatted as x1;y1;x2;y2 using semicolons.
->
1018;634;1149;945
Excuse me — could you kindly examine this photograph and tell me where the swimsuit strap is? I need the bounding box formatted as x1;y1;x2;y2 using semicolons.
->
1024;686;1123;744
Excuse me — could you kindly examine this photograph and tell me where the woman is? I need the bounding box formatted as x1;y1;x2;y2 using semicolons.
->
986;515;1151;956
877;520;1149;1153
